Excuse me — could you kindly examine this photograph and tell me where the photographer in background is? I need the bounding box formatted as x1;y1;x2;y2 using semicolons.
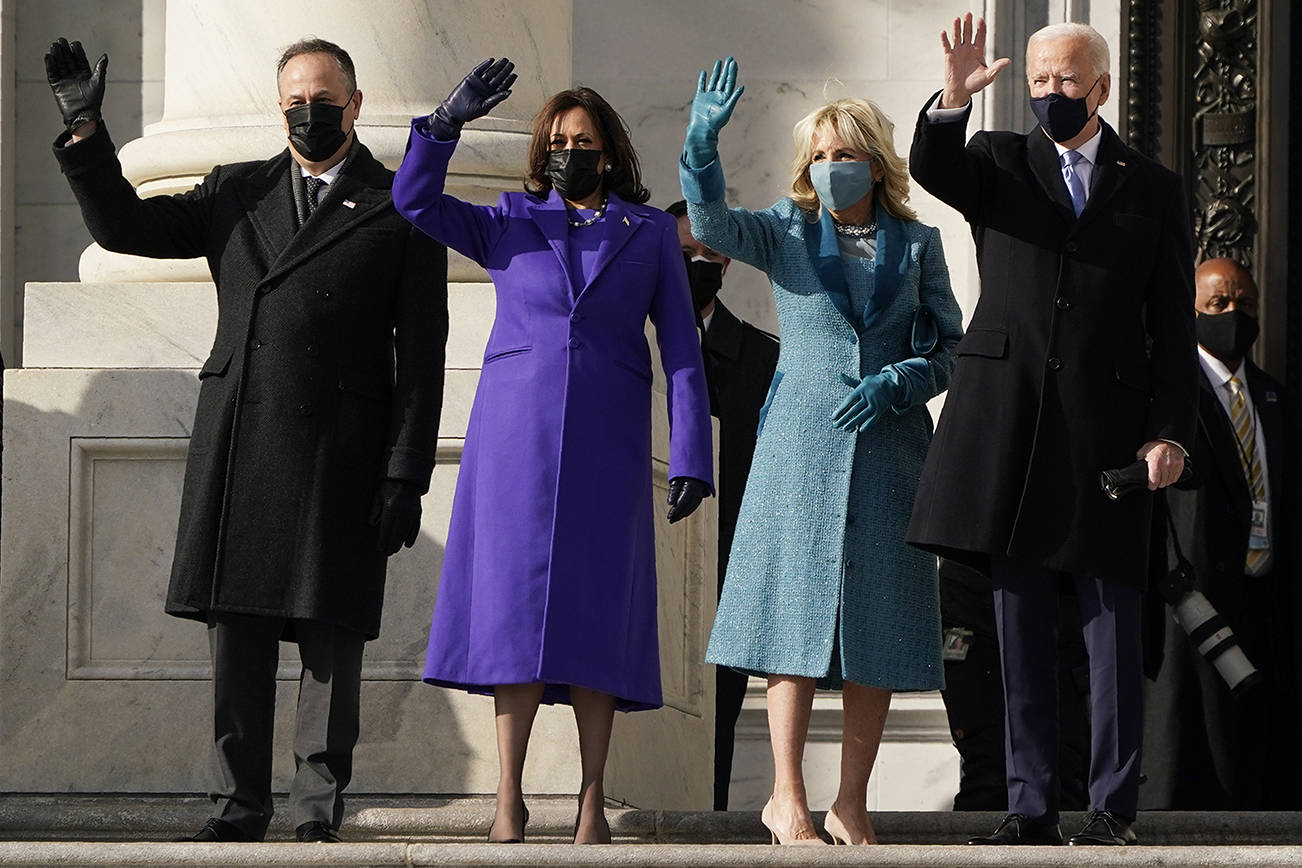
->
1141;258;1302;810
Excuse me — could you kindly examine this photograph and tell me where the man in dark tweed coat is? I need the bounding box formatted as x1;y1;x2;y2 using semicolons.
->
47;36;447;842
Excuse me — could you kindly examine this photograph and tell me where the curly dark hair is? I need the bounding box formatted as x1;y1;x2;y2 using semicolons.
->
524;87;650;204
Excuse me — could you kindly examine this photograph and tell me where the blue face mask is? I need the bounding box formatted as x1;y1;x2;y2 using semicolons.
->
809;160;875;212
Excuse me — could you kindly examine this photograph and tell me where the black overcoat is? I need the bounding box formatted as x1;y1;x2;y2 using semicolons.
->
702;299;779;588
905;98;1198;587
54;125;448;639
1141;362;1302;808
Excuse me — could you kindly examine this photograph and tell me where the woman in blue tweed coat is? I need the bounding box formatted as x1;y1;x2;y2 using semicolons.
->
680;59;963;846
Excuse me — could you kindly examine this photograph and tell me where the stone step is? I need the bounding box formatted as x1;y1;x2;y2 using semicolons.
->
0;842;1301;867
2;796;1301;849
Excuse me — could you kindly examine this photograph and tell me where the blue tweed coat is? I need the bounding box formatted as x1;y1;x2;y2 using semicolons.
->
682;158;963;690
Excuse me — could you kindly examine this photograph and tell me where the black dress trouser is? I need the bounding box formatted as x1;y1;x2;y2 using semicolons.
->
207;613;365;838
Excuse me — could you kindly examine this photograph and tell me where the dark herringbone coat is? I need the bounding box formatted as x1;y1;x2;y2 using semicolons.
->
55;125;448;638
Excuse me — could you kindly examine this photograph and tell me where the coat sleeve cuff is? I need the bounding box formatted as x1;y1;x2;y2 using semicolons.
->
679;154;726;204
385;448;436;492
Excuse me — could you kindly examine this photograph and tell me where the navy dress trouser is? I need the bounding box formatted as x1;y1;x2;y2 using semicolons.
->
991;556;1143;823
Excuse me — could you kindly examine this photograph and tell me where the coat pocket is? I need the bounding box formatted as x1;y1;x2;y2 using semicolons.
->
756;370;784;439
612;357;652;384
1114;360;1153;395
483;346;532;364
954;328;1008;359
338;370;392;403
198;348;234;379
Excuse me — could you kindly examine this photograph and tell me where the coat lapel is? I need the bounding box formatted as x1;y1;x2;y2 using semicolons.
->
1026;127;1076;222
238;151;298;265
580;193;644;297
1199;371;1256;501
259;143;393;285
1075;123;1134;230
525;190;574;291
804;207;854;326
862;208;909;330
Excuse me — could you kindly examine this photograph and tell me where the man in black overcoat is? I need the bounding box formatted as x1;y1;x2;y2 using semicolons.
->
667;200;779;811
1141;259;1302;810
46;37;448;842
904;14;1197;845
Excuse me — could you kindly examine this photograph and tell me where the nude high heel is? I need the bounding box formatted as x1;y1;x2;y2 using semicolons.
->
761;799;828;846
824;805;875;845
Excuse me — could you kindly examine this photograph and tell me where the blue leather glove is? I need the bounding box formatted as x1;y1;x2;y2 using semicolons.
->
683;57;745;169
426;57;517;140
832;360;932;432
667;476;710;524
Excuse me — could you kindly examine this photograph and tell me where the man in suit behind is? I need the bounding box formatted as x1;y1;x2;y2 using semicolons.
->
47;36;448;842
666;199;778;811
905;14;1197;846
1141;258;1302;809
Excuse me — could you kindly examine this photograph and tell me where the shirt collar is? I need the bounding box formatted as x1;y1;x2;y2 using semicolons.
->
300;161;343;185
1198;344;1246;388
1052;124;1104;166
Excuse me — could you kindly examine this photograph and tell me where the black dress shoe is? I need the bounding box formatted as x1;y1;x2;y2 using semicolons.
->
295;821;342;843
176;817;258;842
968;813;1063;845
1068;810;1136;845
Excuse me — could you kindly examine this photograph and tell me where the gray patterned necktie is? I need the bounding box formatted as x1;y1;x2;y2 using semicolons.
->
303;175;324;216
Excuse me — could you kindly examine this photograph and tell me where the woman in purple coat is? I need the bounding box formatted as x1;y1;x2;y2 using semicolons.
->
393;59;713;845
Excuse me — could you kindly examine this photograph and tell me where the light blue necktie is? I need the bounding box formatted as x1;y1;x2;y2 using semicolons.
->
1061;150;1087;217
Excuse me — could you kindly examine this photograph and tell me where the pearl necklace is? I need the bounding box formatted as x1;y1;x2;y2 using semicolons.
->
568;195;609;228
833;219;877;238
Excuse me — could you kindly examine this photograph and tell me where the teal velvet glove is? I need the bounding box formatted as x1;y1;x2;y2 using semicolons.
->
833;359;931;432
683;56;745;170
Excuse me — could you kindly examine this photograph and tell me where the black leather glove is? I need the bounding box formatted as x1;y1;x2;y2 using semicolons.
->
369;479;423;556
426;57;517;140
666;476;709;524
45;37;108;133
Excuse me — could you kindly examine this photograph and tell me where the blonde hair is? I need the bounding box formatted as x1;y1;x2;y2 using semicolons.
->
790;98;915;222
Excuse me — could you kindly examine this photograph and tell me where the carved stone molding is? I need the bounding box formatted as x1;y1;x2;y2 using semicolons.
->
1191;0;1259;267
1126;0;1164;157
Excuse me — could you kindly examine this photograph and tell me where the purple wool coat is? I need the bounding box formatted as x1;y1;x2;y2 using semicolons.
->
393;124;714;711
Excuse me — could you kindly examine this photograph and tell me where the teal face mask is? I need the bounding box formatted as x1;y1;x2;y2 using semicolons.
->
809;160;875;211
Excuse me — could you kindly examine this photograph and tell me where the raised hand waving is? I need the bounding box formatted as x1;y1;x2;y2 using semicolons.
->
940;13;1010;109
427;57;517;140
683;57;745;169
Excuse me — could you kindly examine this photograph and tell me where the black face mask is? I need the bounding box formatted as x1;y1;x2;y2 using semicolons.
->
1030;76;1101;143
546;148;604;201
683;254;724;310
285;93;353;162
1196;309;1259;364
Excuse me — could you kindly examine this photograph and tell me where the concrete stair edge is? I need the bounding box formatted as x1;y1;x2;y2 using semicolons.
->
2;796;1301;846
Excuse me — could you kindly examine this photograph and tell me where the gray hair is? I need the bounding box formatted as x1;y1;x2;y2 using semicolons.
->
1026;23;1110;79
276;37;356;94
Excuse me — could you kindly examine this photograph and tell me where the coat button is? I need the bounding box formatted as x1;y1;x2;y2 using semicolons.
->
571;313;583;323
1048;357;1063;371
1064;241;1079;253
1056;297;1071;310
568;337;581;349
249;338;263;350
298;403;313;416
259;285;272;295
306;344;317;356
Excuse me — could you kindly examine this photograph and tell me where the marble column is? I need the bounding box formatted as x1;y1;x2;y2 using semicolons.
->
3;0;717;809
